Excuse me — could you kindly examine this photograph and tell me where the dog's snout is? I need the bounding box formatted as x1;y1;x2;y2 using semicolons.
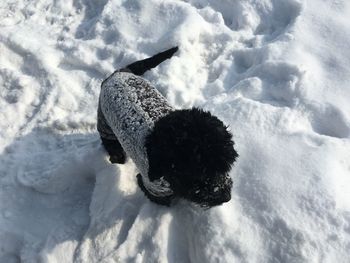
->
221;190;231;203
203;189;231;207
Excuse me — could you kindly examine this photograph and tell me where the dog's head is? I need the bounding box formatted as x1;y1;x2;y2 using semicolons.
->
145;108;238;208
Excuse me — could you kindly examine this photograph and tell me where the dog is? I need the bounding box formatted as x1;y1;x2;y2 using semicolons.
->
97;47;238;208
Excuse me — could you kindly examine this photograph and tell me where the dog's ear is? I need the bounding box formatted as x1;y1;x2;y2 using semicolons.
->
145;107;238;187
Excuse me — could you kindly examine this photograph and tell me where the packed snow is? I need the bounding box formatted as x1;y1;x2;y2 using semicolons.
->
1;0;350;262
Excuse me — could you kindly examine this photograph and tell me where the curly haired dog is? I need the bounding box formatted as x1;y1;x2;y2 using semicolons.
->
97;47;238;208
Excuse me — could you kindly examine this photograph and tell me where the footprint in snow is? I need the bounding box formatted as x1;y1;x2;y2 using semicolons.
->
16;152;83;194
189;0;302;42
232;61;305;108
14;132;102;194
307;102;350;139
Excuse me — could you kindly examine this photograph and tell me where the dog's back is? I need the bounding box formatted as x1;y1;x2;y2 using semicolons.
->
97;47;179;199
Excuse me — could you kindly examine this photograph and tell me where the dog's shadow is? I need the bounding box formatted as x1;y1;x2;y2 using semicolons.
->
1;128;232;262
0;128;101;261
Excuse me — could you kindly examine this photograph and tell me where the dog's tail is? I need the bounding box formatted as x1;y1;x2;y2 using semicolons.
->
125;46;178;76
102;47;178;87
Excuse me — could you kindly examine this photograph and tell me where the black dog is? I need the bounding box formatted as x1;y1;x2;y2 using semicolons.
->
97;47;238;208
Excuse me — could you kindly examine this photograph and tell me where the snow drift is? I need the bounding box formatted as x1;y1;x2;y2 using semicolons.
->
0;0;350;262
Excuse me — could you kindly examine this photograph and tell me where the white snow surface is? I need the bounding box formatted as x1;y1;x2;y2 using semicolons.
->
1;0;350;262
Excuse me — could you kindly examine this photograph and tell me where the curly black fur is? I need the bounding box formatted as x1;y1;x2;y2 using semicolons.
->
145;107;238;207
99;47;238;208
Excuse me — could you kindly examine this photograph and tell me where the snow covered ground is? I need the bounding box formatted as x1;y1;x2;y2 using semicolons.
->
1;0;350;262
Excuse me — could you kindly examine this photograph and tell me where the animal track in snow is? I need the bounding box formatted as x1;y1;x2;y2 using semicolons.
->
0;69;24;105
13;131;98;194
58;56;105;80
73;0;109;40
253;0;302;42
0;40;57;136
233;61;305;108
181;0;304;107
231;47;269;74
307;103;350;138
17;154;78;194
231;62;350;139
186;0;302;42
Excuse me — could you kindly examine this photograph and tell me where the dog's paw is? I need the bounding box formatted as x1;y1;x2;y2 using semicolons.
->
109;153;126;164
136;174;173;206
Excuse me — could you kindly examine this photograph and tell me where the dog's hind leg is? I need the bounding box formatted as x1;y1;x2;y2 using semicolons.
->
100;137;126;164
97;105;126;164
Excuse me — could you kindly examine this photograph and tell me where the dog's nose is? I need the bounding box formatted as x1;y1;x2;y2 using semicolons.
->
222;192;231;203
220;190;231;203
207;190;231;207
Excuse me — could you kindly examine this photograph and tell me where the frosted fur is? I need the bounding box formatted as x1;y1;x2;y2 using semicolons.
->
98;71;174;197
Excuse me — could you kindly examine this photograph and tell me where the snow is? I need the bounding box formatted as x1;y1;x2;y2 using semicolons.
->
1;0;350;262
